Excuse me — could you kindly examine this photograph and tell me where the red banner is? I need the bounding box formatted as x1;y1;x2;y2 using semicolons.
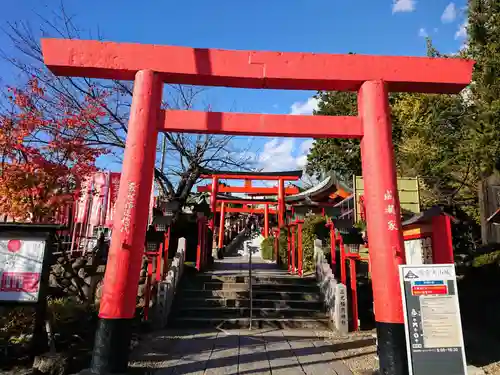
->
89;172;107;226
75;176;92;223
105;172;121;228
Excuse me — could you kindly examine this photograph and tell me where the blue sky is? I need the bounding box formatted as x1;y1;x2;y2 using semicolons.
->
0;0;468;183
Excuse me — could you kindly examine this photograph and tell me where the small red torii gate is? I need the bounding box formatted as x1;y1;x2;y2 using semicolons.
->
41;38;473;375
199;171;301;231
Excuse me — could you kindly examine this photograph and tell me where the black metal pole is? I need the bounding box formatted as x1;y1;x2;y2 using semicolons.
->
248;238;253;331
31;232;53;360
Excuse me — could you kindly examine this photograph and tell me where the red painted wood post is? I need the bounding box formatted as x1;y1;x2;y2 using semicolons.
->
359;80;407;374
264;203;269;238
339;235;347;286
274;229;279;262
431;214;454;263
278;178;285;227
92;70;162;373
349;257;359;331
287;227;291;273
297;221;304;277
210;176;219;229
202;217;208;266
196;216;203;271
291;225;296;274
155;245;162;282
162;227;170;277
218;202;226;250
326;220;337;271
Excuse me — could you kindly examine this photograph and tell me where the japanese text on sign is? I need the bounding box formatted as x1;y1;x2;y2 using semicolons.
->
0;239;46;302
399;264;467;375
383;189;399;231
121;182;137;234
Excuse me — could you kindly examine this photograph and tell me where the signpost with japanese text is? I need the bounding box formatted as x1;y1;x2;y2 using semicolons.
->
0;238;46;302
0;224;61;358
399;264;467;375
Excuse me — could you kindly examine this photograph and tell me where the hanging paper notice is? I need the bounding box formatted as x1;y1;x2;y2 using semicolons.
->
0;238;46;302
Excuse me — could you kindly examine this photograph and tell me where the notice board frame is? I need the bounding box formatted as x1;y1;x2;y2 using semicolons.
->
0;223;64;357
399;263;468;375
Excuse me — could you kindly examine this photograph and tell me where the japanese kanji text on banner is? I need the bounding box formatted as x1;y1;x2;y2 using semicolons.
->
0;238;46;302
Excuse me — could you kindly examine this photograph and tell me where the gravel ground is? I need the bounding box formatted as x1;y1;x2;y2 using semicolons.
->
313;329;378;375
314;328;500;375
481;362;500;374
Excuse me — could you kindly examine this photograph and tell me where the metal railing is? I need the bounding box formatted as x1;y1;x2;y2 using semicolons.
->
248;238;253;330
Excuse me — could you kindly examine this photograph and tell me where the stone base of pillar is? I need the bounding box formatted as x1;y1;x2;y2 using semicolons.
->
376;321;408;375
90;318;133;374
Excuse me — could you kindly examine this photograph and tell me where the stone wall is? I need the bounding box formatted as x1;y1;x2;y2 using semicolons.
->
152;238;186;328
48;248;151;305
314;239;348;334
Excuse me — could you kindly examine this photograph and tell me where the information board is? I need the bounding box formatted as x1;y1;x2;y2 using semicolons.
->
0;238;46;302
404;237;434;265
399;264;467;375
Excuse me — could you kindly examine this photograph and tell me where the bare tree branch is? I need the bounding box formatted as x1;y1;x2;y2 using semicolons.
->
0;5;256;209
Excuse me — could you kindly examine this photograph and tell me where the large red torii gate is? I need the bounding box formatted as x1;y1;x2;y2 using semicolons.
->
41;38;473;375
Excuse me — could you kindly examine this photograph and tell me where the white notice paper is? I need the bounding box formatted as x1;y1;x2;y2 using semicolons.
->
0;239;46;302
420;295;461;348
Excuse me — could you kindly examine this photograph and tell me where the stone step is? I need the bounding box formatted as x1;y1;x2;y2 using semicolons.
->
190;274;316;285
167;317;331;330
177;289;322;301
179;281;320;292
176;297;324;310
169;307;327;320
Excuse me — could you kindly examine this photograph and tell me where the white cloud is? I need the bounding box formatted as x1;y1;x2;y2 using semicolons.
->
392;0;416;13
441;3;457;23
300;139;314;154
455;19;467;39
418;28;428;38
290;97;319;115
258;138;313;172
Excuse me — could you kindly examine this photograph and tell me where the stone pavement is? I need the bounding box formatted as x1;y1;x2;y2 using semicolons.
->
129;328;355;375
128;232;358;374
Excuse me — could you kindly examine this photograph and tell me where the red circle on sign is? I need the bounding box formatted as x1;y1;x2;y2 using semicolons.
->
7;240;22;253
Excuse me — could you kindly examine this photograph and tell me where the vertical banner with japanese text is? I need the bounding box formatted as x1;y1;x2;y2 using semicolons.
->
75;176;93;224
105;172;121;229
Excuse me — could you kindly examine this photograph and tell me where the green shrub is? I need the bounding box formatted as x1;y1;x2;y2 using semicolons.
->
472;250;500;268
278;227;289;269
301;215;328;274
260;236;275;260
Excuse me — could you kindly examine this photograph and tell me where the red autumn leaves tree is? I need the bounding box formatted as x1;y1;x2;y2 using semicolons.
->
0;78;108;222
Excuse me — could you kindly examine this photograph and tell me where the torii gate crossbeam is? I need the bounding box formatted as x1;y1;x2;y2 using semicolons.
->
41;38;474;375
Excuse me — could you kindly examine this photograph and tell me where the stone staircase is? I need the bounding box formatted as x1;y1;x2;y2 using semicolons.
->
167;266;331;330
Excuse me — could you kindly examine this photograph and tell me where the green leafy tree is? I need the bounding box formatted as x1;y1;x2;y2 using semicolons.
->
305;91;359;182
467;0;500;179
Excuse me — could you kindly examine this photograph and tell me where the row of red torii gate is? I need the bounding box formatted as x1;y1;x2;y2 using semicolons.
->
39;37;474;375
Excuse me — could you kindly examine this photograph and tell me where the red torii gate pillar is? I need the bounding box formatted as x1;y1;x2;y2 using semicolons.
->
218;201;226;250
41;38;473;375
92;70;162;373
278;178;285;227
264;203;269;238
359;80;407;367
209;176;219;230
